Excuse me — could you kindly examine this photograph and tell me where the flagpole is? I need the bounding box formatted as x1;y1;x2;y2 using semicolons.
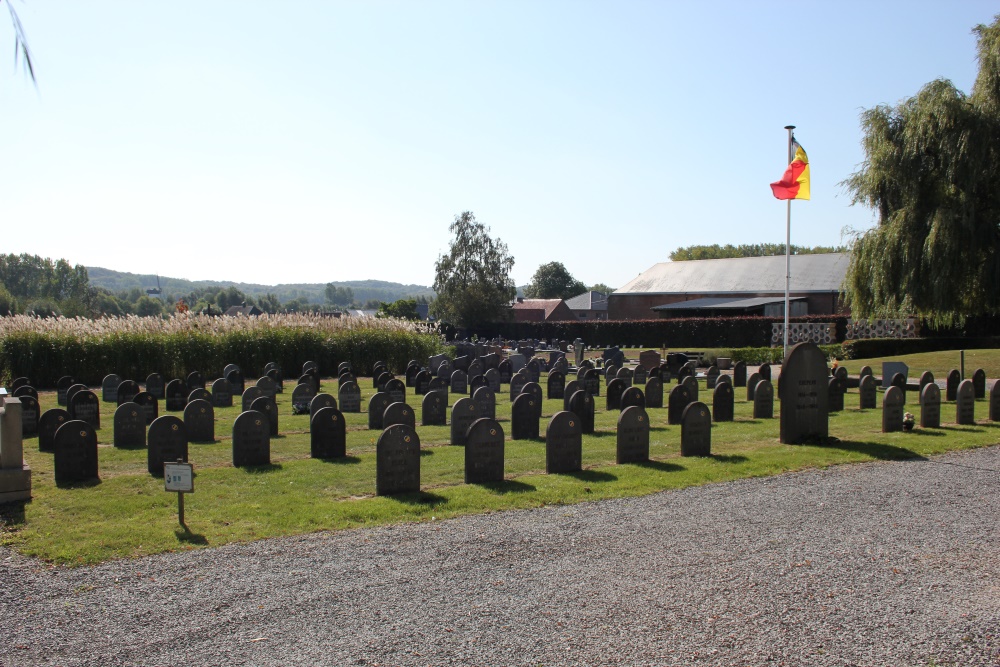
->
783;125;795;359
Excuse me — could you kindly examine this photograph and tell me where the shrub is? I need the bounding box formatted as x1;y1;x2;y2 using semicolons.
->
841;337;1000;360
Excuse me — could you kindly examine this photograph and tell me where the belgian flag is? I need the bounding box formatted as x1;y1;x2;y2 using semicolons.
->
770;139;810;200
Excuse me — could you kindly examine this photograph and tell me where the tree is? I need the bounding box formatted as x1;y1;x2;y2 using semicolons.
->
523;262;586;300
325;284;354;307
432;211;516;327
669;243;846;261
3;0;34;84
378;298;420;320
842;17;1000;325
589;283;614;295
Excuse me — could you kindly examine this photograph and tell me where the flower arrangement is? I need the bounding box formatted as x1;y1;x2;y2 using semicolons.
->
903;412;916;431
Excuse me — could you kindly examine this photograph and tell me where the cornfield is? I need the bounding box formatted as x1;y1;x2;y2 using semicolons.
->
0;314;444;387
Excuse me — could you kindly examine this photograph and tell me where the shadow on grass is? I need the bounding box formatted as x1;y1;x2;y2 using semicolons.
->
711;454;750;464
936;425;985;433
907;429;946;437
824;438;928;461
389;490;448;506
239;463;284;474
190;439;217;445
175;527;208;545
419;449;435;456
475;479;536;494
0;500;28;526
56;477;102;489
566;469;618;483
632;459;685;472
319;455;362;465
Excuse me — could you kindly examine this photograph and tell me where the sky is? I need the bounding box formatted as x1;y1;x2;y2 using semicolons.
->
0;1;995;291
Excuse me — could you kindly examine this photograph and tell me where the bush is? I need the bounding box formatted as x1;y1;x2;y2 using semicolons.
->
842;337;1000;360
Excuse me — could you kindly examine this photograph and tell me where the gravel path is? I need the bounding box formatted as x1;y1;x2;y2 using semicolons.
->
2;446;999;667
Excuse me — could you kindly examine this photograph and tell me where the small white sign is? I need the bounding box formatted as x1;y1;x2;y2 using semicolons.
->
164;462;194;493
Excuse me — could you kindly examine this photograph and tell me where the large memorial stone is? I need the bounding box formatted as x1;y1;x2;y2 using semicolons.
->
545;411;582;474
567;390;595;434
465;418;504;484
668;383;693;425
184;399;215;442
70;390;101;429
508;354;526;373
309;393;337;418
920;383;941;428
680;401;712;457
339;380;362;413
53;420;99;485
450;397;479;446
165;379;187;411
232;410;270;467
882;386;905;432
511;393;540;440
472;386;496;420
881;362;908;389
753;380;773;419
733;361;747;388
946;369;961;401
972;369;987;399
113;402;146;448
368;392;392;430
712;382;734;422
102;374;122;403
547;371;565;400
376;424;421;495
428;353;449;376
310;406;346;459
956;379;976;425
19;395;39;438
250;396;279;437
147;415;188;476
421;391;447;426
645;377;664;409
638;350;661;371
616;405;649;464
859;375;877;410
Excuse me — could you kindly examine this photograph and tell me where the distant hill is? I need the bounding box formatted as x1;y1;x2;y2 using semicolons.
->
86;268;436;304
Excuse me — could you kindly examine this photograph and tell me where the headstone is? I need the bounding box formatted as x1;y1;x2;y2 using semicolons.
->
133;391;158;424
890;372;907;403
241;386;264;413
297;373;320;395
509;373;528;401
547;371;565;400
920;383;941;428
972;369;986;399
383;402;415;429
266;368;283;393
545;411;582;474
991;381;1000;422
117;380;140;405
250;396;279;436
9;376;30;391
257;376;278;399
223;363;241;379
946;369;961;402
57;375;75;406
680;401;712;457
498;359;512;384
187;388;212;404
302;360;319;375
616;406;649;464
521;382;544;418
859;375;877;410
405;364;420;388
511;393;540;440
563;380;582;410
705;366;720;389
428;354;449;376
184;399;215;442
450;397;479;446
745;372;761;401
467;360;484;380
376;424;420;496
484;368;501;393
753;380;774;419
668;383;694;425
757;363;771;382
224;369;244;396
310;407;346;459
12;385;37;400
66;383;87;410
384;378;406;405
834;365;848;382
339;380;362;413
19;395;39;438
620;386;645;411
53;420;99;485
733;361;747;388
551;356;569;376
616;367;633;388
605;378;626;410
469;374;488;394
264;361;281;376
101;374;122;403
465;418;505;484
337;361;352;376
956;379;976;425
113;402;146;448
573;339;586;366
583;368;601;397
232;410;270;467
38;408;70;452
421;391;447;426
645;377;664;409
859;365;873;380
368;392;392;430
604;364;620;385
472;386;496;420
919;371;935;392
882;386;905;432
450;370;468;395
682;375;699;403
205;378;232;408
147;415;188;476
70;390;100;429
445;357;462;375
632;366;648;386
712;382;734;422
186;371;205;391
508;354;526;373
567;390;595;434
828;376;846;413
309;393;337;418
373;371;391;392
638;350;661;371
882;362;908;389
414;370;431;395
165;379;187;411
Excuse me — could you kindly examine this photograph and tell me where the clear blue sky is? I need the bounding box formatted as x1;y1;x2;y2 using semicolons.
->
0;1;994;290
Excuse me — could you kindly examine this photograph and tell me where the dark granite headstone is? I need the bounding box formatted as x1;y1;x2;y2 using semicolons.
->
603;364;620;385
472;386;496;420
583;369;601;397
184;398;215;442
616;405;649;464
374;371;391;392
421;391;447;426
498;359;512;384
232;410;270;467
484;368;501;392
309;393;337;418
165;379;187;411
547;371;565;400
919;371;935;392
733;361;747;388
465;418;504;484
745;372;761;401
223;363;241;379
712;382;734;422
405;364;420;388
682;376;699;403
302;360;319;375
890;372;907;404
956;379;976;425
186;371;205;391
828;376;846;413
450;397;479;446
53;420;99;485
384;378;406;405
834;366;848;382
368;392;392;430
428;377;449;403
310;406;346;459
133;391;158;424
545;411;582;474
251;395;279;436
753;380;773;419
972;369;986;399
859;366;873;380
383;402;415;429
9;376;29;391
668;383;693;425
511;393;540;440
38;408;70;452
882;362;908;389
468;360;484;381
562;380;582;411
616;367;633;388
337;361;352;376
225;369;244;396
113;402;146;448
509;373;528;401
450;370;468;395
859;375;877;410
428;354;448;376
339;381;362;413
297;373;320;395
208;378;232;408
102;374;122;403
567;389;595;434
257;376;278;399
920;383;941;428
882;386;905;432
147;415;188;476
116;380;140;406
757;363;771;382
70;390;100;429
66;383;87;410
991;381;1000;422
605;378;626;411
705;366;720;389
57;375;75;406
187;388;212;404
620;386;645;411
266;368;284;393
12;385;37;400
680;401;712;457
632;366;648;386
376;424;421;495
644;377;664;409
338;371;357;388
241;386;264;413
19;395;39;438
438;359;454;379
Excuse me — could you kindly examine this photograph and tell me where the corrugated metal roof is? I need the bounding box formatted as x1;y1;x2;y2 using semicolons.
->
651;296;806;310
615;253;849;295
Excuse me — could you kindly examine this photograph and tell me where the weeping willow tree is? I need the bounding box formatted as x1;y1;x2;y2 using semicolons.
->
842;17;1000;326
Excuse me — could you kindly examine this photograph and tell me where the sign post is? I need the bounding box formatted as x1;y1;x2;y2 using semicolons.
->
164;459;194;528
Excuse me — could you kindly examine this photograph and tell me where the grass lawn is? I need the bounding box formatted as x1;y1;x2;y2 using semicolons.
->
2;360;998;565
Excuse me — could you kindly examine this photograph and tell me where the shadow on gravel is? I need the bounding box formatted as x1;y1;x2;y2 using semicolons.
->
632;460;685;472
175;528;208;545
711;454;750;464
390;491;448;506
320;455;362;464
566;469;617;483
827;439;928;461
475;480;536;494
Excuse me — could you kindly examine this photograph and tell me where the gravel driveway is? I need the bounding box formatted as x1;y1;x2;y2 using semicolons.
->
2;445;998;667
